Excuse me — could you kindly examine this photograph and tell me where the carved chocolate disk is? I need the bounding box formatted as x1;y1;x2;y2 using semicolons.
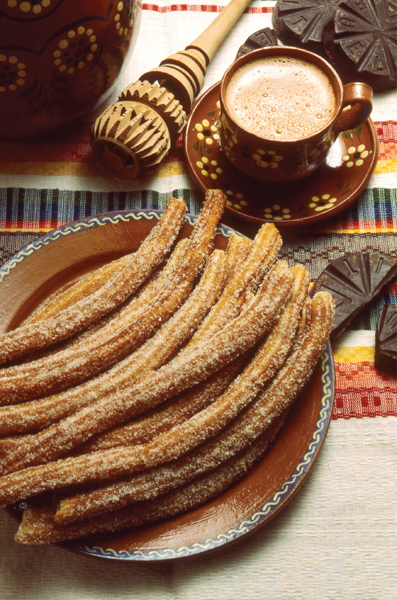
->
311;252;397;338
323;0;397;91
375;304;397;374
272;0;343;57
235;28;278;60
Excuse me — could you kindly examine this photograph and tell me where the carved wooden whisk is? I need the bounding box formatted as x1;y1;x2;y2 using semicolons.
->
91;0;252;179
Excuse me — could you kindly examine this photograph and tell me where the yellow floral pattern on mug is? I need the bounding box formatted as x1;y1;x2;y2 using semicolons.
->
251;149;283;169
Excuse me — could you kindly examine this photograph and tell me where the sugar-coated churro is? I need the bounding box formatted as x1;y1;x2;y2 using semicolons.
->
0;197;187;365
70;235;257;454
23;253;137;325
53;265;310;522
14;418;285;545
0;246;228;436
0;260;294;503
0;190;225;405
75;264;308;459
75;355;246;454
56;291;333;528
18;287;333;543
186;222;281;348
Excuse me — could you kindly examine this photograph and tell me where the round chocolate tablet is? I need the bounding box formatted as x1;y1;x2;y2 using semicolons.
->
235;28;278;60
311;251;397;339
272;0;343;58
323;0;397;91
375;304;397;374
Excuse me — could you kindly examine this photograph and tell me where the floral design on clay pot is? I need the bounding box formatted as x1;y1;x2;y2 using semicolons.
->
225;190;248;211
193;110;221;158
53;27;99;76
4;0;54;17
0;54;27;92
0;0;142;138
308;139;330;160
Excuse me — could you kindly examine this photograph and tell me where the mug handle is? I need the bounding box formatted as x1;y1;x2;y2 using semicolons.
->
333;82;373;135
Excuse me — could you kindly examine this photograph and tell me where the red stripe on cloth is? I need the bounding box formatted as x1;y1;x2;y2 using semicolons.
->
142;2;272;13
0;120;394;164
0;125;93;163
333;390;397;418
376;121;397;144
333;362;397;419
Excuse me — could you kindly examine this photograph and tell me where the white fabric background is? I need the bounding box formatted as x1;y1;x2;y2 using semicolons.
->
1;2;396;598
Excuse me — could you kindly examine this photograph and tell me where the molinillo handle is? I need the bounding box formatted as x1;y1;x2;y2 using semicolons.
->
91;0;252;179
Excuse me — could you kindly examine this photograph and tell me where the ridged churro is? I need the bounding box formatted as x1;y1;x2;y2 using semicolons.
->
0;197;187;365
17;290;334;545
23;252;140;325
14;419;285;545
0;232;249;438
0;190;225;405
74;264;308;460
68;234;264;455
186;222;281;348
0;191;336;549
0;260;294;503
0;246;228;436
75;355;247;454
52;266;311;523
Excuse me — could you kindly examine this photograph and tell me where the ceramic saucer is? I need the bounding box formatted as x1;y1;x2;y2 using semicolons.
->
184;82;379;227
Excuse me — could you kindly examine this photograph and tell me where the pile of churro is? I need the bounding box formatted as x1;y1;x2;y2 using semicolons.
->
0;190;334;545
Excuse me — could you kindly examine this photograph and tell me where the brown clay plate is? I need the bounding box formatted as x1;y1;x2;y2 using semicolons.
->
0;209;334;561
184;82;379;227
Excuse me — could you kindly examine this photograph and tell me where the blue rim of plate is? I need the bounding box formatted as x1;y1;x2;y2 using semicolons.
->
0;209;237;282
1;209;334;561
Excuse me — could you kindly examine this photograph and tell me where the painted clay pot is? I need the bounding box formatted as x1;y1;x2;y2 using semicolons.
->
0;0;142;138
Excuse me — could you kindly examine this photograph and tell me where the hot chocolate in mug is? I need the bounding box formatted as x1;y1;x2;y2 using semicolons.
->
219;46;373;183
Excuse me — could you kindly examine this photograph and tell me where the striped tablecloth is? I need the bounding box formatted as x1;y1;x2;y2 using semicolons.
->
1;2;396;599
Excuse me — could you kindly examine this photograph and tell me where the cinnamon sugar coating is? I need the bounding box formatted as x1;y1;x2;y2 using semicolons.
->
0;193;335;547
14;290;333;545
54;265;310;523
14;420;284;545
0;246;227;436
0;197;187;365
0;260;294;503
0;190;225;404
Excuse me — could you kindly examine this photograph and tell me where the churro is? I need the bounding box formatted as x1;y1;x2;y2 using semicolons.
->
0;197;187;365
186;222;281;347
0;246;228;436
55;292;333;529
53;265;310;522
14;419;285;545
0;260;294;503
74;264;308;459
23;253;137;325
0;190;225;405
76;355;246;453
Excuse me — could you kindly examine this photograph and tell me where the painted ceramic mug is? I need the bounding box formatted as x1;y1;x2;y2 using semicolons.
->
219;46;373;183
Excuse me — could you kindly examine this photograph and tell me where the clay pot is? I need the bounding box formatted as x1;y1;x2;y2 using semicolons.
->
0;0;142;138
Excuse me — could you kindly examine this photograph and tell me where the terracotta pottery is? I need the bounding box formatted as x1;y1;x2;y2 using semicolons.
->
0;209;334;561
219;46;373;183
0;0;142;138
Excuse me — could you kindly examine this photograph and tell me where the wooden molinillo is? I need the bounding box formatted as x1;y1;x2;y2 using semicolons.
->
91;0;253;179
